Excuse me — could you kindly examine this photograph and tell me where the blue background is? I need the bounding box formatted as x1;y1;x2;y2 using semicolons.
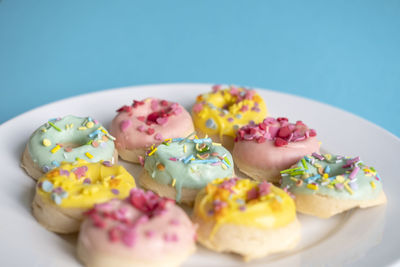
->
1;0;399;136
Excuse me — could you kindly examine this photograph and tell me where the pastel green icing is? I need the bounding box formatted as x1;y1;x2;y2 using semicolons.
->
144;138;234;202
28;115;115;172
281;154;383;200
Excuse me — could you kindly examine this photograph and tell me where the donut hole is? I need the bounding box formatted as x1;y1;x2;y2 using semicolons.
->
60;136;92;150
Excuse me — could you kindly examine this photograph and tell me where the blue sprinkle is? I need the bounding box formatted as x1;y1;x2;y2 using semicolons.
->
88;117;93;122
191;159;219;164
324;165;331;174
42;165;50;173
51;193;62;205
205;119;217;129
305;174;321;184
51;160;60;167
89;130;101;138
235;114;242;119
60;191;69;199
192;138;212;144
41;180;54;192
172;138;184;142
233;125;239;130
183;154;194;164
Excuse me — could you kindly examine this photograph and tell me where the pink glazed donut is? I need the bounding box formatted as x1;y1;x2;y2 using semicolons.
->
233;117;320;183
110;98;195;163
77;188;197;267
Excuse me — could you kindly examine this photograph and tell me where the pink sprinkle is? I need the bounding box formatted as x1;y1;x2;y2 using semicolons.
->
212;84;221;92
151;99;159;111
137;125;145;132
138;156;144;166
160;100;169;106
312;152;324;160
73;166;88;179
156;117;168;125
335;183;344;190
163;233;178;242
259;181;271;196
169;157;177;161
109;227;120;242
147;128;155;135
193;103;203;113
349;166;360;180
240;105;249;112
137;116;145;122
246;187;258;201
169;219;180;225
145;230;155;238
120;120;132;132
154;133;163;141
122;231;136;247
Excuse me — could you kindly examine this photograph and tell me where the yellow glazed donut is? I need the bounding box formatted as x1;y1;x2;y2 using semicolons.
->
191;85;267;150
192;177;300;261
32;160;136;234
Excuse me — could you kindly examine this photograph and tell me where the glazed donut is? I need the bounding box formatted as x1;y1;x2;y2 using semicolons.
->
21;115;117;180
139;135;234;205
233;117;320;183
32;160;136;233
191;85;267;150
280;153;387;218
77;188;196;267
110;98;194;164
192;177;300;261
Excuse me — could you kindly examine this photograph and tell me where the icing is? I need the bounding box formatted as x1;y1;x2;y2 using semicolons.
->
235;117;317;146
28;115;115;173
36;160;136;208
144;136;234;202
281;154;384;200
79;189;196;260
191;85;267;138
111;98;194;150
194;177;296;237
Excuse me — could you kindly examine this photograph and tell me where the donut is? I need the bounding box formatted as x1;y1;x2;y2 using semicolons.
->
21;115;117;180
192;177;300;261
32;160;136;233
77;188;196;267
280;153;387;218
110;98;194;164
233;117;320;183
191;85;267;150
139;135;234;205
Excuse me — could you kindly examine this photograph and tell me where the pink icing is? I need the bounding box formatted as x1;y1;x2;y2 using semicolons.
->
110;98;194;150
79;189;196;260
233;117;320;174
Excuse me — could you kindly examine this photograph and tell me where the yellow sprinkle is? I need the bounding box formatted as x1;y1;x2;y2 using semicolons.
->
41;128;47;132
327;185;334;189
70;123;74;128
172;178;176;187
183;144;187;153
336;175;345;183
314;163;322;168
323;173;329;179
370;181;376;189
148;148;157;156
85;152;93;159
290;177;298;182
307;184;318;190
78;126;87;130
42;139;51;147
344;183;354;194
194;135;198;139
212;142;222;146
101;129;108;134
221;164;228;170
50;145;60;153
324;154;332;160
86;121;94;128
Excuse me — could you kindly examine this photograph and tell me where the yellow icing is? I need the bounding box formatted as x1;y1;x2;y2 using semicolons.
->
192;87;267;137
37;160;136;208
194;178;296;237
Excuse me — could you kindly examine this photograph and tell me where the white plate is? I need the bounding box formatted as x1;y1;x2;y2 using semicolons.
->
1;84;399;267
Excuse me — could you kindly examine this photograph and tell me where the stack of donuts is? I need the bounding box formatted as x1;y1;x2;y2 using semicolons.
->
20;86;387;266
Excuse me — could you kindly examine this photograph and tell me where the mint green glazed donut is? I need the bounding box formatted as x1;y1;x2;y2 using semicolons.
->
22;115;116;179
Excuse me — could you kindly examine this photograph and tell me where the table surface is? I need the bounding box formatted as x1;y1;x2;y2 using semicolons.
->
0;0;399;137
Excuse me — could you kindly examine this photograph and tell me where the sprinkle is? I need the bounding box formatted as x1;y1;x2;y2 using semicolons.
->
221;164;228;170
41;180;53;192
192;159;219;164
205;118;217;129
305;174;321;183
48;122;61;132
148;147;157;156
120;120;132;132
212;142;221;146
307;183;318;190
102;161;112;167
42;165;50;173
86;121;94;128
324;154;332;161
183;144;187;153
51;160;60;167
301;158;308;169
51;193;62;205
192;138;212;144
157;163;165;171
42;139;51;147
50;145;61;153
183;154;194;164
171;178;176;187
324;165;331;174
290;170;305;176
312;152;324;160
370;181;376;189
335;183;344;190
154;133;163;141
349;166;360;180
290;177;298;182
280;167;302;174
79;126;87;131
111;189;120;195
336;175;345;183
344;183;354;194
85;152;94;159
83;178;91;184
